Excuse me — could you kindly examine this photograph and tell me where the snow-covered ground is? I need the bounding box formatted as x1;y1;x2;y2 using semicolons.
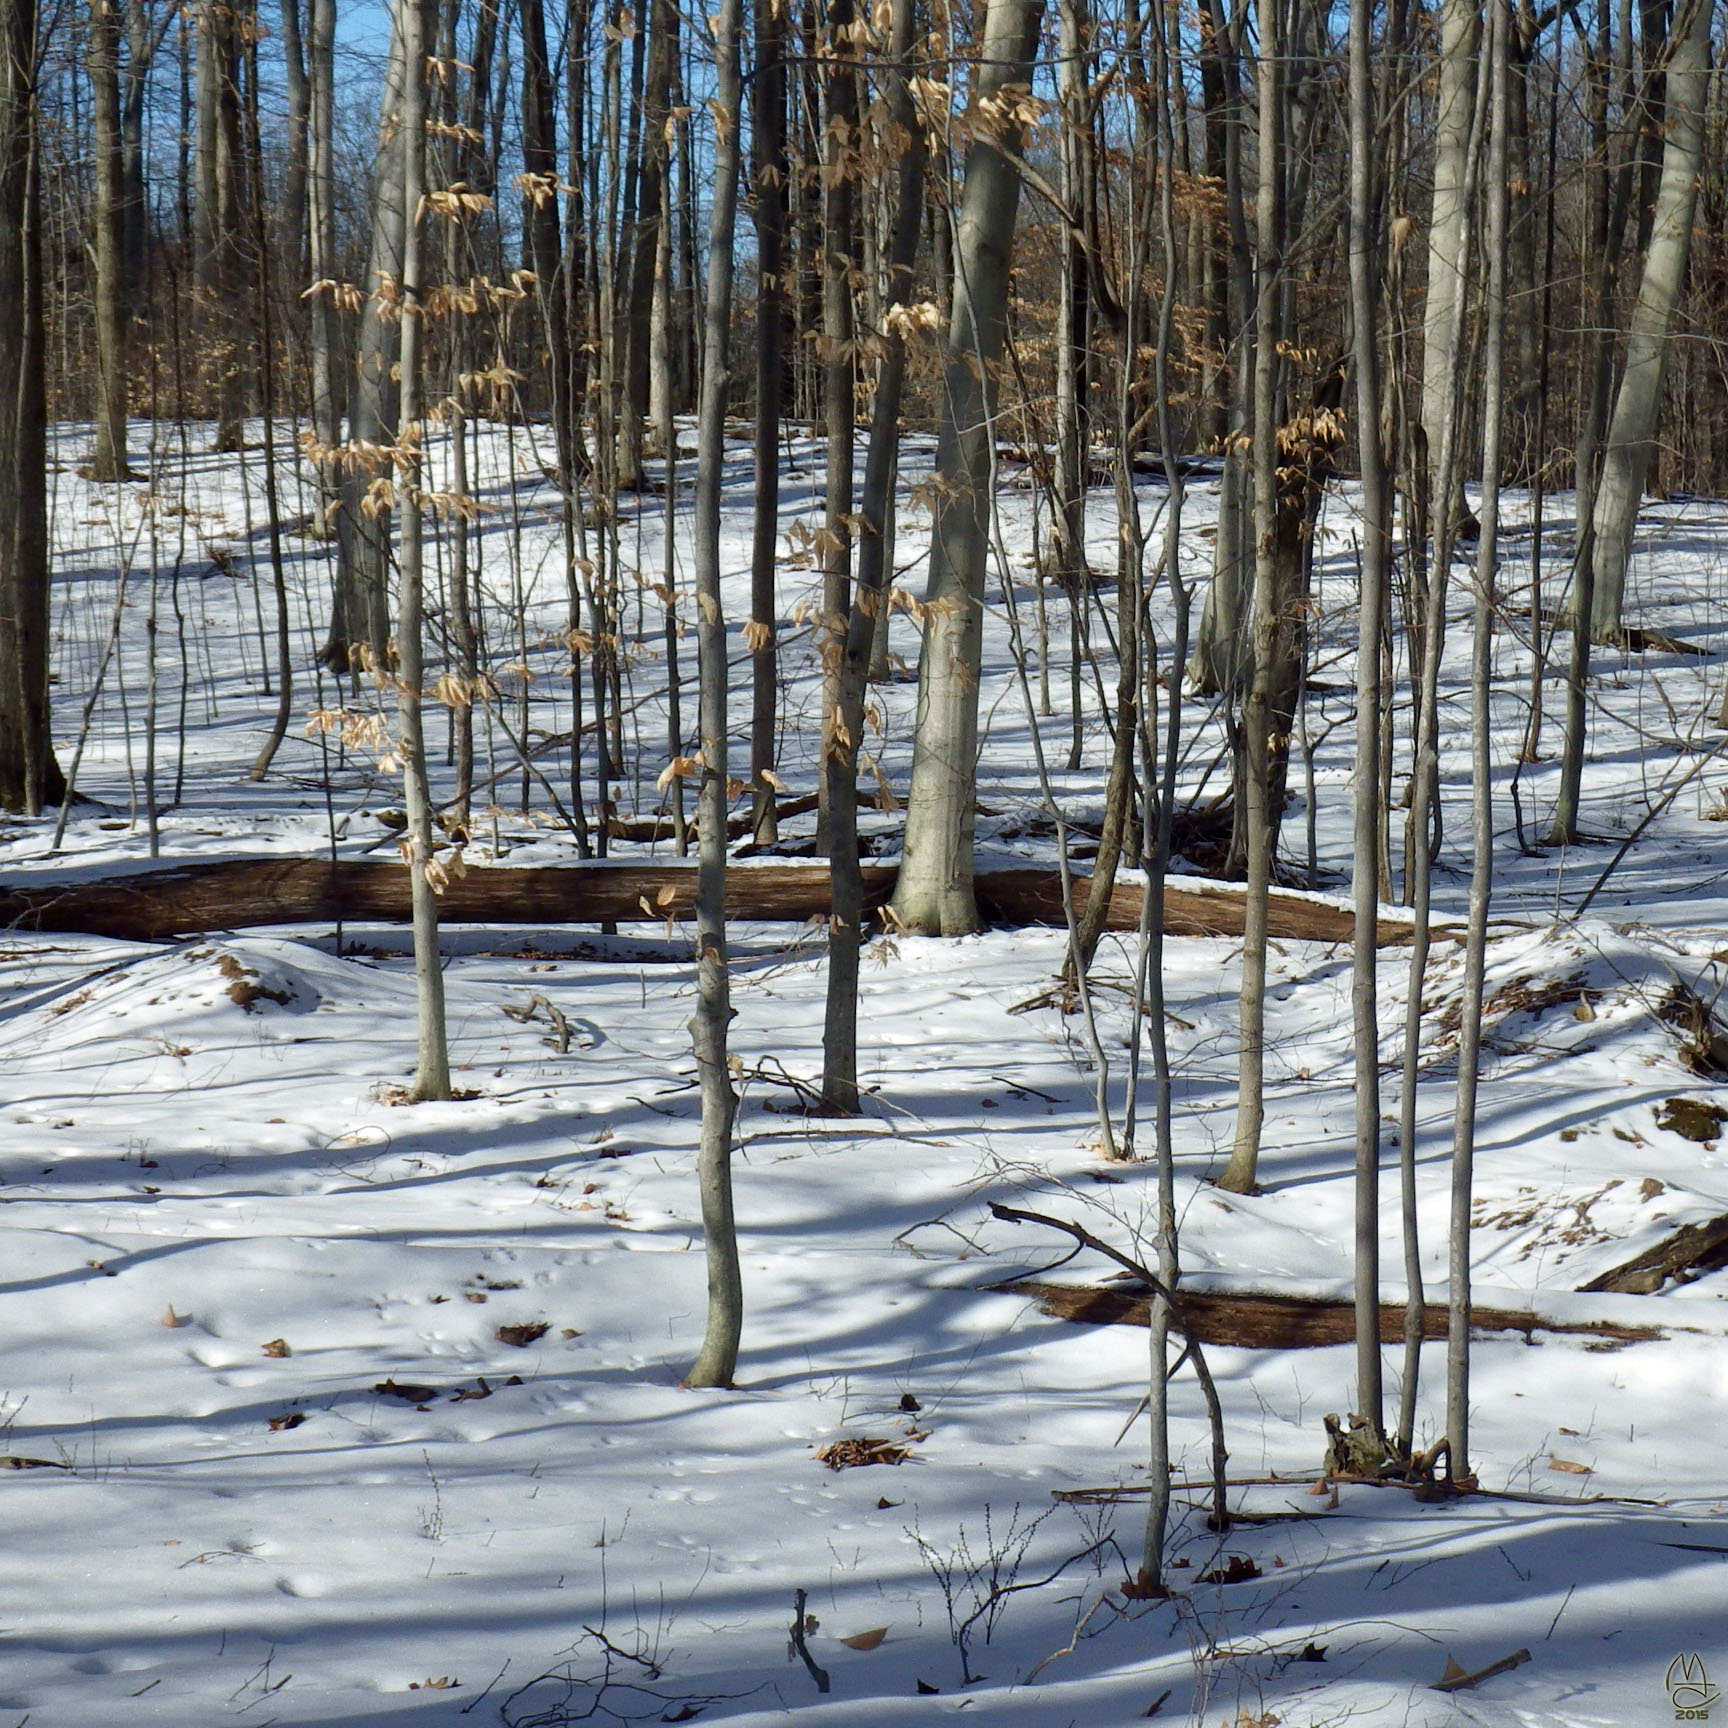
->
1;419;1726;1725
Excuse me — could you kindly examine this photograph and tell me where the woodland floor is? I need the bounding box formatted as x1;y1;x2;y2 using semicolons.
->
1;419;1726;1725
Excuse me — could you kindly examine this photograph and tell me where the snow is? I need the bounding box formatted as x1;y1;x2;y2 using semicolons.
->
1;419;1725;1724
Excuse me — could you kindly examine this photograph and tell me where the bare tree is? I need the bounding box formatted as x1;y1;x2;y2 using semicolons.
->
1217;0;1289;1195
891;0;1047;936
388;0;452;1102
325;10;414;672
1446;0;1512;1489
1589;0;1708;644
1420;0;1480;536
193;0;252;450
88;0;134;480
747;0;787;844
0;0;64;814
1346;0;1388;1442
684;0;746;1390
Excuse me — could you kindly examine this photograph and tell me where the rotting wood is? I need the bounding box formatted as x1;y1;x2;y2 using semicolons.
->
1576;1211;1728;1294
1002;1278;1663;1350
0;859;1430;946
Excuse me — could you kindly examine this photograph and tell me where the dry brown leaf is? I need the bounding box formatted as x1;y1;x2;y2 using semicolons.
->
837;1627;888;1651
261;1338;291;1358
815;1435;915;1470
1547;1457;1592;1475
161;1305;187;1329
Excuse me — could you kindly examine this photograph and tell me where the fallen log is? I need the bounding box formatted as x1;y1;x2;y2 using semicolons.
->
1576;1211;1728;1294
0;857;1422;946
1002;1278;1662;1350
974;868;1428;946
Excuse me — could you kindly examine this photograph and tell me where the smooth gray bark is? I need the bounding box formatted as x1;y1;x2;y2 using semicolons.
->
891;0;1047;935
1189;0;1253;695
1347;0;1388;1443
1448;0;1510;1489
1218;0;1285;1195
1590;0;1708;641
325;6;414;671
1420;0;1481;532
384;0;452;1102
684;0;745;1390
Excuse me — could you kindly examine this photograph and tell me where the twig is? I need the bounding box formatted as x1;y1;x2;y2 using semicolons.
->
1431;1648;1532;1692
1023;1591;1124;1684
1544;1585;1575;1640
990;1074;1062;1102
990;1204;1232;1527
1573;730;1728;918
987;1202;1177;1306
789;1588;830;1695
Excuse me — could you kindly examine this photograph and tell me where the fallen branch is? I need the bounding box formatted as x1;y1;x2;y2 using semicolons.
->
0;858;1426;946
1431;1649;1532;1693
1001;1279;1663;1350
1055;1476;1668;1509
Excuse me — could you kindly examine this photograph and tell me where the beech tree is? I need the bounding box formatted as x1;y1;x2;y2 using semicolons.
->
1590;0;1709;644
891;0;1048;937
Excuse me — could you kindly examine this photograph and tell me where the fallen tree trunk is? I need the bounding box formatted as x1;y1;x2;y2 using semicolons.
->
0;856;1427;946
1003;1278;1661;1350
1576;1212;1728;1294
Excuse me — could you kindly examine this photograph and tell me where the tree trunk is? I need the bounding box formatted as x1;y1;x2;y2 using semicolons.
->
520;0;575;495
278;0;310;279
305;0;338;522
1217;0;1288;1196
1347;0;1388;1443
0;858;1428;945
388;0;452;1103
88;0;134;481
617;0;673;490
1189;0;1253;695
822;0;926;1114
1447;0;1511;1488
1420;0;1481;536
747;0;787;843
1590;0;1708;643
684;0;746;1391
891;0;1047;936
325;8;414;672
193;0;252;450
120;0;159;305
817;0;858;855
0;0;64;814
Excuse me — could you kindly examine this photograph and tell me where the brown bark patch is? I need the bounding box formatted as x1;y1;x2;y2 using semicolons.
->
1001;1279;1662;1349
